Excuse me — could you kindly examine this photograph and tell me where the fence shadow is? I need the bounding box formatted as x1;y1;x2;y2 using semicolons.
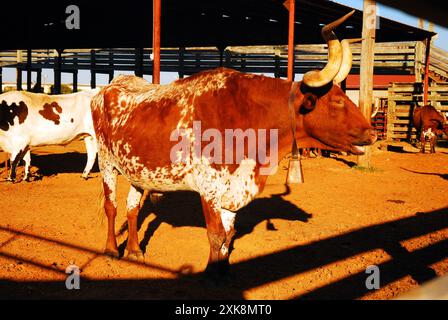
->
400;167;448;181
1;206;447;300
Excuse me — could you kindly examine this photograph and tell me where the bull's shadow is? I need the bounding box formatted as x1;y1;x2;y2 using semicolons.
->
30;152;99;177
117;188;312;256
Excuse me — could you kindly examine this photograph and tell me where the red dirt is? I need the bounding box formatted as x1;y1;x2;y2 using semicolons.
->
0;140;447;300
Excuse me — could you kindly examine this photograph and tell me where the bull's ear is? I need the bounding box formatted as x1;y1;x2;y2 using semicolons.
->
300;93;317;113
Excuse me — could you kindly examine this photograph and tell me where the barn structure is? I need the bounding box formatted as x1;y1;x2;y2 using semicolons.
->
0;0;434;89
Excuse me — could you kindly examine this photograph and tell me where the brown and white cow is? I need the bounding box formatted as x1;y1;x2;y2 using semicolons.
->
91;11;377;272
0;90;99;182
413;104;448;153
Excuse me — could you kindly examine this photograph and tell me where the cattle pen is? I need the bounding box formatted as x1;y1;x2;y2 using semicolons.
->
0;0;448;306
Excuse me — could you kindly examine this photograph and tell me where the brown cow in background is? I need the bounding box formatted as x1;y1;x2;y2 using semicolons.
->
413;105;448;153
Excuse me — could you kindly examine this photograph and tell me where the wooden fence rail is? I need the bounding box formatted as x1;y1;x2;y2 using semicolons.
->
0;42;421;92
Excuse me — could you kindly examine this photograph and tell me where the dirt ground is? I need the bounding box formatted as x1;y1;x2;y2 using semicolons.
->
0;139;447;300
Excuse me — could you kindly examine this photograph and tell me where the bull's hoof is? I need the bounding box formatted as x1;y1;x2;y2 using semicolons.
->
205;260;230;276
81;174;89;180
5;177;16;183
203;263;231;285
104;248;120;259
126;250;145;263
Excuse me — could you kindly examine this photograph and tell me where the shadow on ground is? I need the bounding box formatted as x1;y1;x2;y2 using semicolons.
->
1;204;447;300
31;152;99;177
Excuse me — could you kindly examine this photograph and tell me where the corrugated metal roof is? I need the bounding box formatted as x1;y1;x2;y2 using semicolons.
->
0;0;435;50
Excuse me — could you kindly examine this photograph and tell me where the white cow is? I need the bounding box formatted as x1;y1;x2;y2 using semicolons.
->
0;89;99;182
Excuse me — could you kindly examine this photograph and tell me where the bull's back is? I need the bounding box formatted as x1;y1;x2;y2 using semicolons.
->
92;82;187;170
415;106;445;131
0;91;95;146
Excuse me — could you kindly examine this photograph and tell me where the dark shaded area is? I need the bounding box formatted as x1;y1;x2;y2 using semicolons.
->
376;0;448;28
330;156;357;168
400;167;448;181
1;206;447;299
0;0;434;50
31;152;99;177
387;145;410;153
117;190;311;256
387;199;405;204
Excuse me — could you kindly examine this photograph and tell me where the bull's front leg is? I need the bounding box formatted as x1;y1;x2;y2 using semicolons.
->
430;136;436;153
420;132;426;154
200;197;236;274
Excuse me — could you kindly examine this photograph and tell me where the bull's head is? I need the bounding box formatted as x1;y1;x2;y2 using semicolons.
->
294;11;377;155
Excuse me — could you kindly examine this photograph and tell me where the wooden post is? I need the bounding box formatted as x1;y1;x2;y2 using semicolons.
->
26;49;32;91
135;48;144;77
108;49;114;83
225;50;231;68
16;50;23;91
73;58;78;92
178;47;185;79
274;55;280;78
219;47;224;67
414;19;425;83
153;0;161;84
287;0;295;81
36;69;42;93
357;0;376;168
241;53;247;72
54;49;63;94
423;37;432;106
90;50;96;89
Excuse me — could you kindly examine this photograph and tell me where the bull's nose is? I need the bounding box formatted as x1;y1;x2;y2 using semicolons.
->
365;128;378;144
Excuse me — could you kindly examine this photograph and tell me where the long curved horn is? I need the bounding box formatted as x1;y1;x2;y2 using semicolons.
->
371;98;380;118
303;10;356;88
334;38;363;85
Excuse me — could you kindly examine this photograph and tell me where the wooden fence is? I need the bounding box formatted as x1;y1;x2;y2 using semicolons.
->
386;82;448;141
0;41;421;93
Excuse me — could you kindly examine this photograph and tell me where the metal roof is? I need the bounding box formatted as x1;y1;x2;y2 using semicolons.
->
0;0;435;50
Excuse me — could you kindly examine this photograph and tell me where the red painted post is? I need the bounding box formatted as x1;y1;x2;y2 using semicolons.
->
423;37;432;106
287;0;295;81
153;0;161;84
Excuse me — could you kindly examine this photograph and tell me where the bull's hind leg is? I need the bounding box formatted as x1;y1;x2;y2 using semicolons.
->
7;148;28;182
125;185;145;262
82;136;97;179
200;197;236;274
100;162;119;257
23;150;31;181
